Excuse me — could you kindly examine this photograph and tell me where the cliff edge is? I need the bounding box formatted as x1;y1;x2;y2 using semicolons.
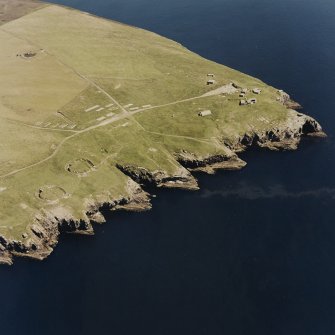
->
0;1;326;265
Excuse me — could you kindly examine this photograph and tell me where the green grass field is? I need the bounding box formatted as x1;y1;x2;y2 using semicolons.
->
0;2;321;260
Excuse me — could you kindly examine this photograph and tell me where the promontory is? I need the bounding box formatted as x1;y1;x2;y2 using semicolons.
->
0;0;326;265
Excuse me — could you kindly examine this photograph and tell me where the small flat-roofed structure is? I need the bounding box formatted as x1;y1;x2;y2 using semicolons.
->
240;100;247;106
247;98;257;104
241;88;248;94
207;73;215;77
239;93;245;98
252;88;262;94
198;110;212;117
207;79;216;85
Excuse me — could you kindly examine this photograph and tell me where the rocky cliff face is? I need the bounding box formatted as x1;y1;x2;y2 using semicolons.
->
225;112;325;152
0;0;328;266
0;180;152;265
116;164;199;190
0;105;326;266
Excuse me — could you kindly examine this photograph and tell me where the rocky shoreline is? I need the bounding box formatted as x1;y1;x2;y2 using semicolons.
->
0;109;326;266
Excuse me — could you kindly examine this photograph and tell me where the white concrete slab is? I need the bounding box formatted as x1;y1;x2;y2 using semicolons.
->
85;105;100;112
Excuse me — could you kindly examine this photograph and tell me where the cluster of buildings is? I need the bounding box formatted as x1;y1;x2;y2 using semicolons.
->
207;73;216;85
199;73;263;116
239;88;262;106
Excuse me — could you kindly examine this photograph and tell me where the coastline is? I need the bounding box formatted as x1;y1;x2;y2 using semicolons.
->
0;106;326;266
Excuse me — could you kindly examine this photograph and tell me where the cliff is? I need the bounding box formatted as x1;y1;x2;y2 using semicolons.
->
0;1;326;265
0;110;325;265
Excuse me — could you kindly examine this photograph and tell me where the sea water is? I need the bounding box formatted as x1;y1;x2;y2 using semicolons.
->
1;0;335;334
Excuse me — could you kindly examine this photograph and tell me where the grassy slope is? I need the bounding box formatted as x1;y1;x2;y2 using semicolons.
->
0;4;298;242
0;0;45;25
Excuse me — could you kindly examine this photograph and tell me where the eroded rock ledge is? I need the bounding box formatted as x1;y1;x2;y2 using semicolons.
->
0;112;326;266
0;180;152;265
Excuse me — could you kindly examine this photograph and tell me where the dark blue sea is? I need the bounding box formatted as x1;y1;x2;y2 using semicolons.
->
1;0;335;334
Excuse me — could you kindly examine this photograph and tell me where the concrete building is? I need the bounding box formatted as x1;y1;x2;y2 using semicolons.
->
240;100;247;106
207;80;216;85
207;73;215;77
247;98;257;104
199;110;212;117
252;88;262;94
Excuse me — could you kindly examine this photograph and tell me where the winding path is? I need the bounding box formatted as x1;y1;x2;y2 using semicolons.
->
0;27;229;180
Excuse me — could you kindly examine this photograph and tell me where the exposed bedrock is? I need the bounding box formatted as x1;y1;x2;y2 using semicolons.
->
116;164;200;190
226;114;326;152
0;179;152;265
176;151;247;174
277;90;303;110
0;111;327;265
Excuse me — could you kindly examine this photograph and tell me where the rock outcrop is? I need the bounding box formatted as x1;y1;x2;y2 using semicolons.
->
0;179;152;265
0;2;328;266
0;109;326;266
